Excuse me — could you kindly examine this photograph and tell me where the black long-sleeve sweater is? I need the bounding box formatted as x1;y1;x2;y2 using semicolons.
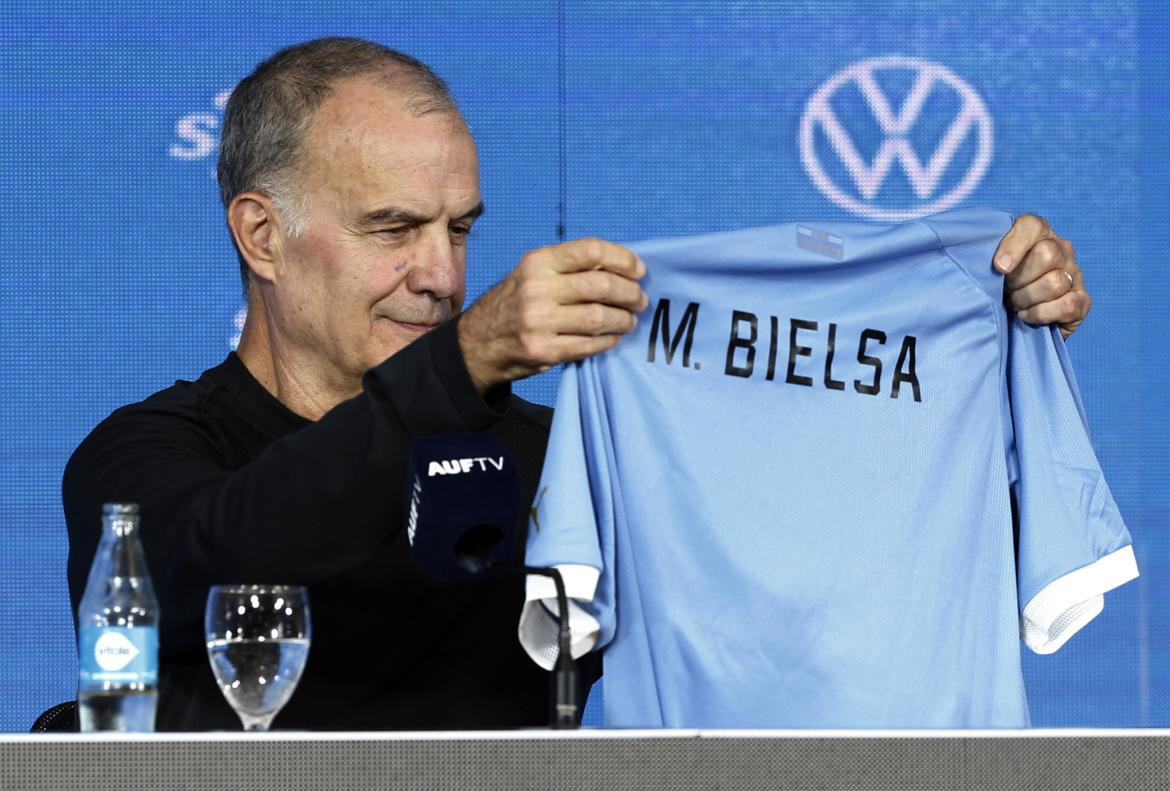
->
63;318;595;731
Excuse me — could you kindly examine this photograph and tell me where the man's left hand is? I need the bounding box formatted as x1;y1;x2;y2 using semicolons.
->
993;213;1090;339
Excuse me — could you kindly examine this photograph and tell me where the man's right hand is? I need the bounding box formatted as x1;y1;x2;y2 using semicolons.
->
458;238;648;394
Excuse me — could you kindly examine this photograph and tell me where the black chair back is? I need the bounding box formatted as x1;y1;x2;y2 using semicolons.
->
30;701;78;732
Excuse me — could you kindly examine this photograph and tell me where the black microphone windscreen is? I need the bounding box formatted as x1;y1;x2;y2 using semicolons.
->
405;433;520;581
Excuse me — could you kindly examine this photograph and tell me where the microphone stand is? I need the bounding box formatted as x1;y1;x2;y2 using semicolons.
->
521;566;579;729
450;538;581;728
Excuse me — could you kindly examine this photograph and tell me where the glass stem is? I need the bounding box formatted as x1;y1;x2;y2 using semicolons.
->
242;715;274;732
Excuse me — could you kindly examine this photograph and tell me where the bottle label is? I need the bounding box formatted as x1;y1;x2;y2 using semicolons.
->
79;627;158;685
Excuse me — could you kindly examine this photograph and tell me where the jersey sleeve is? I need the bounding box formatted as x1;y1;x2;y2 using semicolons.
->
1009;318;1139;654
517;358;618;670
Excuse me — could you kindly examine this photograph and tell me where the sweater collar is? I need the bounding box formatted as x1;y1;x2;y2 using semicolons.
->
216;351;311;438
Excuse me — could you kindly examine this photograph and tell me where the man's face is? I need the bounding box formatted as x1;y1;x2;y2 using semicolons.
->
265;76;481;389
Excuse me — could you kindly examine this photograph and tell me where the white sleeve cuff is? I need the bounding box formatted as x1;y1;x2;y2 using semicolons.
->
517;564;602;670
1021;544;1139;655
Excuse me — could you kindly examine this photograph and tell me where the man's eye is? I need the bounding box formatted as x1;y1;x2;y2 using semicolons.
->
374;225;418;239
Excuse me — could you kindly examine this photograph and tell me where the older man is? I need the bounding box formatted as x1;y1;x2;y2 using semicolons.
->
64;37;1089;731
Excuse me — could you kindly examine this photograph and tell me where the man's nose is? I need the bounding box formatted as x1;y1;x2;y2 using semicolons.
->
405;228;463;300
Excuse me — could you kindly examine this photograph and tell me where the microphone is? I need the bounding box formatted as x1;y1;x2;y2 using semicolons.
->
405;433;519;581
405;433;580;729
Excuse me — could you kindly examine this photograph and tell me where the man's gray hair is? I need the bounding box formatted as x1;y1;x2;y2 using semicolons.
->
217;37;458;295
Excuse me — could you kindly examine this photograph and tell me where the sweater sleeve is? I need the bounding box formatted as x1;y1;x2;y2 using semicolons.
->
63;317;509;654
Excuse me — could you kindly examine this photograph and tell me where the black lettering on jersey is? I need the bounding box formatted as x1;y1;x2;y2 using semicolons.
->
766;316;779;381
823;322;846;391
715;309;922;404
890;335;922;402
724;310;757;378
853;329;886;395
785;319;817;387
647;298;700;368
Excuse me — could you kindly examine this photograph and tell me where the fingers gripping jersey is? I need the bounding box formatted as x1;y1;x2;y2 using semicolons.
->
518;208;1137;728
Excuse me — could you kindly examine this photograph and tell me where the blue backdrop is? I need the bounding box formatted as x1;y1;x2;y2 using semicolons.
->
1;1;1166;731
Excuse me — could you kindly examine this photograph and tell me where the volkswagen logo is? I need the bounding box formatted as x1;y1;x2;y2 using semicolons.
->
799;55;993;221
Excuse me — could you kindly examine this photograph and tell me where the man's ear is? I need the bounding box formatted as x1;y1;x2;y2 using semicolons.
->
227;192;282;283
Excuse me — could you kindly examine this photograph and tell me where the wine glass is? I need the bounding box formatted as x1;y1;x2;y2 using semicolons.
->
204;585;311;731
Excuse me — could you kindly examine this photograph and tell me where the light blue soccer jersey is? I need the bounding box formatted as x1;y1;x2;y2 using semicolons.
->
518;208;1138;729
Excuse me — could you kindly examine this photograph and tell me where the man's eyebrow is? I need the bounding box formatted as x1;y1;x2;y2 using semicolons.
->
358;202;484;226
358;207;430;226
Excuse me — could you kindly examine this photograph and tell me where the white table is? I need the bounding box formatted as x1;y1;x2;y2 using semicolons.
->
4;728;1169;790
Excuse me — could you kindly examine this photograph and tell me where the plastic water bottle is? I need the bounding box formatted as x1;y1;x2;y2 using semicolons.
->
77;503;159;732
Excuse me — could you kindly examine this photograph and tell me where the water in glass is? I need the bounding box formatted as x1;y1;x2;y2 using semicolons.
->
204;585;310;731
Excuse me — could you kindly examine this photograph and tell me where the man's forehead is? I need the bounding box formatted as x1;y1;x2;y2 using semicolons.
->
297;75;478;210
310;75;468;145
